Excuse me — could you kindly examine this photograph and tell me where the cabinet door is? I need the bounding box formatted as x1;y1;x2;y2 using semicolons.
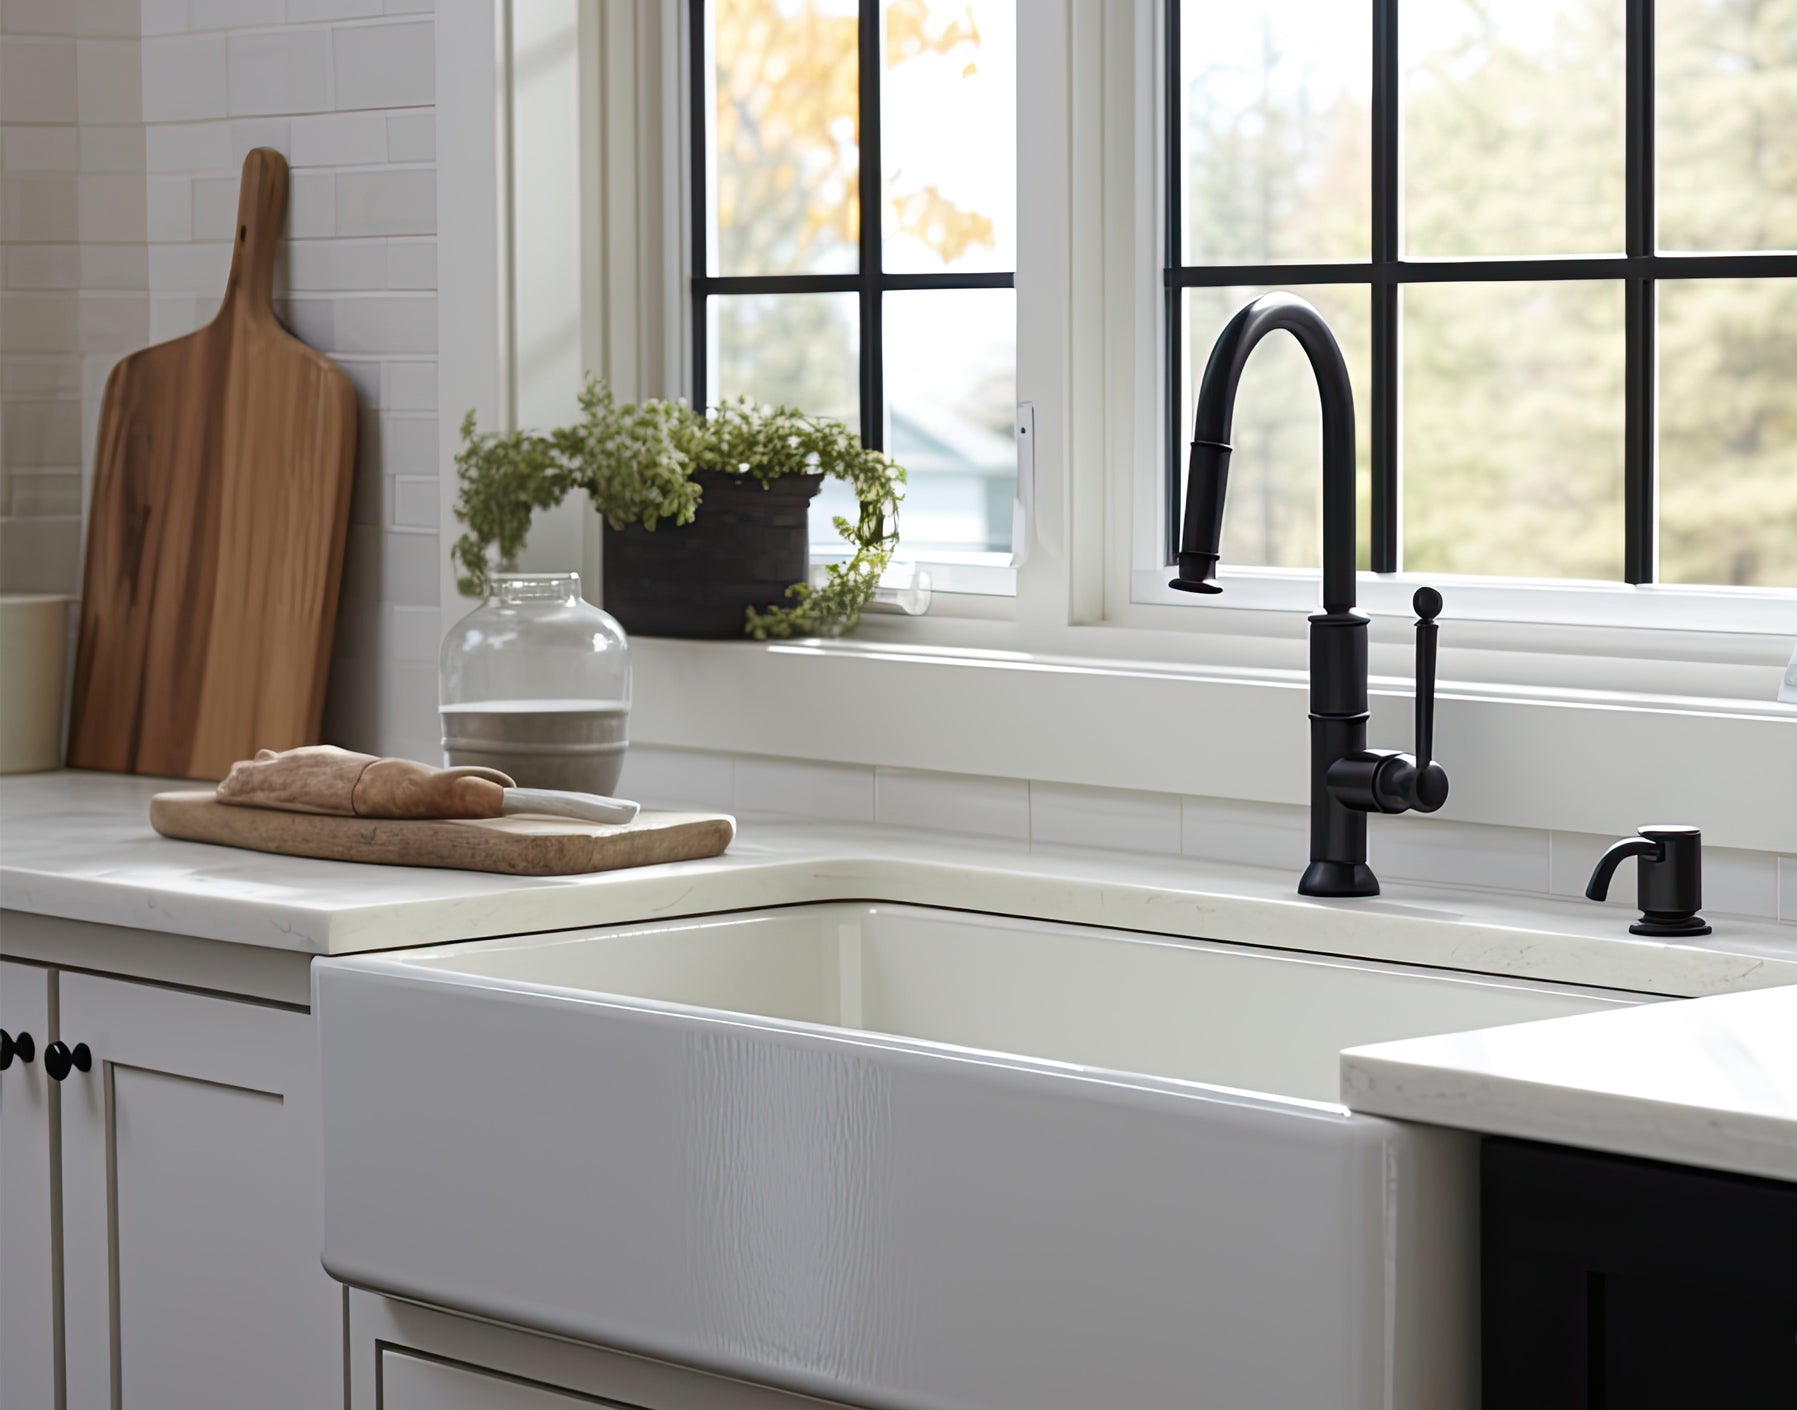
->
1483;1138;1797;1410
1;961;57;1410
58;972;341;1410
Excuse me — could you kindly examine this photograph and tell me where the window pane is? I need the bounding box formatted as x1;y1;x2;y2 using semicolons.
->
1659;278;1797;587
881;0;1015;274
1403;281;1624;580
1179;2;1371;265
709;292;860;425
1180;285;1372;571
1403;1;1624;257
710;0;860;276
1657;0;1797;252
864;287;1016;554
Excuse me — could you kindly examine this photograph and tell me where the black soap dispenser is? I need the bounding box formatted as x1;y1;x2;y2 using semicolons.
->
1583;824;1711;937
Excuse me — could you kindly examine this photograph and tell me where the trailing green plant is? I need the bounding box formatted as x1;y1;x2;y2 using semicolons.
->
451;377;905;640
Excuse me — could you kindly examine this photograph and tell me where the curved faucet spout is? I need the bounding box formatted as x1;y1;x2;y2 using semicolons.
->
1170;292;1358;613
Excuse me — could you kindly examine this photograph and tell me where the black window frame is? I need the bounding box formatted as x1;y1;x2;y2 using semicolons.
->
1163;0;1797;584
689;0;1016;459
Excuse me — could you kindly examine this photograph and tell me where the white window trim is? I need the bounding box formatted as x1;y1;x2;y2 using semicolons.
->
436;0;1797;857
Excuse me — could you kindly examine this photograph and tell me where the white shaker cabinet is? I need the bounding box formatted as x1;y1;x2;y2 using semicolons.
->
56;970;341;1410
1;960;57;1410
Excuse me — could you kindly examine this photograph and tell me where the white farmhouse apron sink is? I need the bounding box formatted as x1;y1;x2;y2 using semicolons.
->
315;902;1645;1410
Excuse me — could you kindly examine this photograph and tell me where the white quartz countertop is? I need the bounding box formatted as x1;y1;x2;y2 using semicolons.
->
2;772;1793;1002
1342;984;1797;1182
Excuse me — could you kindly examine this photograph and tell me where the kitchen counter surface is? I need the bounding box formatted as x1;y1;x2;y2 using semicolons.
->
2;771;1793;999
1342;984;1797;1182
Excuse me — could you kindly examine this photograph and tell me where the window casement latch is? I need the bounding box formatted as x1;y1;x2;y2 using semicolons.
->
1011;401;1035;569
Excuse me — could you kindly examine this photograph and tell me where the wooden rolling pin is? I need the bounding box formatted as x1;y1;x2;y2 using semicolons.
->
215;745;640;825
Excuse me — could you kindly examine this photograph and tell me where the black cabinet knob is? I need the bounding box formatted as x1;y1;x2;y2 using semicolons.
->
44;1040;91;1082
1;1028;35;1070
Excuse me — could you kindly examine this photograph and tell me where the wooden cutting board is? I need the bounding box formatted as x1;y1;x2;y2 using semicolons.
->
69;148;357;781
150;792;736;877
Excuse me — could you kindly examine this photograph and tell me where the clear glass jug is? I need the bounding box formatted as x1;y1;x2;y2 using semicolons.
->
438;572;631;795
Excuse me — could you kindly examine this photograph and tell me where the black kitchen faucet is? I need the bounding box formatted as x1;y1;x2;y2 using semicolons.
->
1171;292;1448;898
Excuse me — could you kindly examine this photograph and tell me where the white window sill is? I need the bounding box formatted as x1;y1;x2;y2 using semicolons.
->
627;628;1797;855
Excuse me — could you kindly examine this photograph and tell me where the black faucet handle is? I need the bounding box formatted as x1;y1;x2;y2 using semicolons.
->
1412;587;1441;775
1321;589;1449;817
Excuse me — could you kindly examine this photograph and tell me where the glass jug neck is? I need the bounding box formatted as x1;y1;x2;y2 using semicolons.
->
492;572;582;607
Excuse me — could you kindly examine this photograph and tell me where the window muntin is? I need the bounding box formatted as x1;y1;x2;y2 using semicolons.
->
693;0;1019;562
1164;0;1797;590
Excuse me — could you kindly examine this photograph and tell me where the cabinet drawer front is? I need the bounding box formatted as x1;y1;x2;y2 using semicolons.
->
57;972;341;1410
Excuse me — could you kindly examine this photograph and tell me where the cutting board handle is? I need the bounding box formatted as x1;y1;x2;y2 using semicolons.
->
225;147;288;318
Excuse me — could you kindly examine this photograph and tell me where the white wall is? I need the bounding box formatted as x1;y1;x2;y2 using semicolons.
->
0;0;442;763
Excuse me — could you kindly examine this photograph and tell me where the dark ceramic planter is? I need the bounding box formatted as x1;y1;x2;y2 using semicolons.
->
601;470;824;638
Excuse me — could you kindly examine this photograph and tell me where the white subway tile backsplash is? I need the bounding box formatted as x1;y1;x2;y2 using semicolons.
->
1181;795;1307;872
4;125;81;173
230;117;290;163
331;20;432;110
735;756;875;823
77;172;147;242
74;39;140;126
384;237;432;288
391;475;434;528
147;240;229;292
141;34;228;122
148;293;209;340
145;121;232;174
3;245;82;290
190;0;286;28
1033;781;1182;856
77;123;145;173
370;412;434;476
227;29;331;117
75;292;146;350
616;747;736;813
288;169;338;236
2;178;80;242
1702;848;1780;919
289;111;386;167
384;110;432;161
145;176;192;239
139;0;188;37
2;0;78;34
7;471;84;517
330;292;434;352
0;294;79;352
2;400;83;465
79;243;148;289
334;166;433;235
383;0;433;13
283;238;386;290
0;38;77;123
74;0;140;39
334;356;381;406
875;767;1030;840
285;0;384;20
189;174;238;238
1373;815;1550;895
272;294;333;346
382;359;434;410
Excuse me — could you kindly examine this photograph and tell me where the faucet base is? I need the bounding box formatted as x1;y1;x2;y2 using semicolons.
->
1298;859;1380;898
